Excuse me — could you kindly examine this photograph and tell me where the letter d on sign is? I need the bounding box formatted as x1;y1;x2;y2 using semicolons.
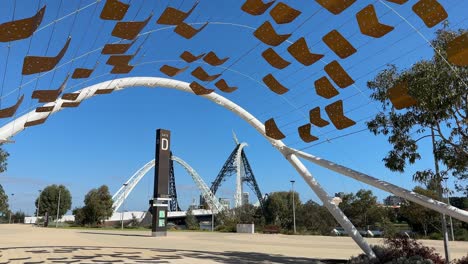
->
161;138;169;151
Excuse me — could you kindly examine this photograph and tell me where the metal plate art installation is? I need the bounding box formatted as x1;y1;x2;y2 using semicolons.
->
203;51;229;66
314;76;339;99
160;65;189;77
61;102;81;108
387;81;417;110
0;6;45;42
157;2;198;25
94;89;114;95
61;93;80;101
189;81;214;95
191;67;221;82
309;107;330;128
315;0;356;15
254;21;291;46
102;41;135;54
324;60;354;88
262;74;289;94
111;15;152;40
174;22;208;39
356;5;394;38
264;118;285;140
215;79;238;93
106;55;133;66
412;0;448;28
269;2;301;24
72;68;94;79
298;124;318;143
322;30;356;59
262;48;291;69
0;95;24;118
100;0;129;21
111;64;134;74
325;100;356;130
447;33;468;66
24;117;48;128
180;51;206;63
287;37;324;66
35;106;54;113
385;0;408;4
22;37;71;75
241;0;276;16
31;75;69;103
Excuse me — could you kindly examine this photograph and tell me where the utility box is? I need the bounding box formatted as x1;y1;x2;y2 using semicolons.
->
236;224;254;234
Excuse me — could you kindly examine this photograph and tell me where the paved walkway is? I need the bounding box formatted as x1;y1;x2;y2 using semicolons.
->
0;225;466;263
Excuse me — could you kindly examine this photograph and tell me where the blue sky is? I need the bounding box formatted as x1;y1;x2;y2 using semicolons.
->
0;0;466;215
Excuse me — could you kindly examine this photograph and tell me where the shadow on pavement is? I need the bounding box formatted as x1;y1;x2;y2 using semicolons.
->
0;246;348;263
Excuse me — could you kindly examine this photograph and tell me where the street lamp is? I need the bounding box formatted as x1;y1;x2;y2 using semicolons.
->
9;193;14;224
290;180;296;234
121;183;128;230
36;190;42;226
55;188;62;228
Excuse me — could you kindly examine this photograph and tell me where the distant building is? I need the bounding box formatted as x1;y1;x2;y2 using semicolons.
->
242;192;249;205
219;198;230;210
384;195;405;207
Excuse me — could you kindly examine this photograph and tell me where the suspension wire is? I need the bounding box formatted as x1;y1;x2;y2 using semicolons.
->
0;0;16;108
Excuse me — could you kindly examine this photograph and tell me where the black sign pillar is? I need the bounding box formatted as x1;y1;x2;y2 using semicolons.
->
151;129;171;237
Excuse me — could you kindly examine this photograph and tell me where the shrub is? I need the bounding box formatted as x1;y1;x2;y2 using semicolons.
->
452;255;468;264
348;236;444;264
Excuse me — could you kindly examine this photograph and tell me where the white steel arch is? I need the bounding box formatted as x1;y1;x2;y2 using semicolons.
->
112;156;224;213
2;77;467;258
234;142;248;208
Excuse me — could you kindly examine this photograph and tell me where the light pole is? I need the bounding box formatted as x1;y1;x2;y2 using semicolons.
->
9;193;14;224
36;190;42;226
121;183;128;230
443;177;455;241
290;180;296;234
55;188;62;228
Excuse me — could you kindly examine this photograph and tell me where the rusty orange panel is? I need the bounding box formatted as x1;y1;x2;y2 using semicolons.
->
0;6;45;42
32;75;69;103
314;77;339;99
242;0;276;16
0;95;24;118
111;64;134;74
324;60;354;88
191;67;221;82
102;41;135;54
447;33;468;66
287;37;324;66
203;51;229;66
112;15;152;40
309;107;330;128
412;0;448;28
269;2;301;24
387;81;417;110
254;21;291;46
322;30;356;59
265;118;285;140
263;74;289;94
262;48;291;69
157;2;198;25
22;37;71;75
24;117;48;127
356;5;394;38
174;22;208;39
325;100;356;130
298;124;319;143
72;68;93;79
160;65;189;77
215;79;238;93
189;81;214;95
315;0;356;15
180;51;206;63
62;93;80;101
100;0;129;20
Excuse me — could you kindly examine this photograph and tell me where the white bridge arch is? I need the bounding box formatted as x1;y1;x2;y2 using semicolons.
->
2;77;467;258
112;156;224;214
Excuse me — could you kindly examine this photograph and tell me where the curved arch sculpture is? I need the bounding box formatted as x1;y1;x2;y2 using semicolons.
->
112;155;224;214
2;77;467;258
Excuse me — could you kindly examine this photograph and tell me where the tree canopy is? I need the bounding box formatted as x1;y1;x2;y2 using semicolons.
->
366;27;467;194
338;189;388;228
73;185;113;226
35;184;72;219
0;184;9;218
